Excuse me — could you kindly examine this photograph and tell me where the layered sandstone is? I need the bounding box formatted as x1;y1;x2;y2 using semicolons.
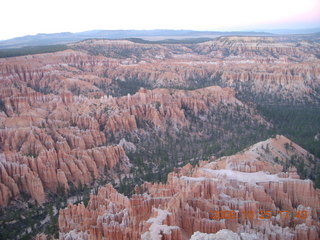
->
0;79;263;205
58;136;320;240
0;91;132;205
0;36;319;206
1;35;319;239
1;36;319;103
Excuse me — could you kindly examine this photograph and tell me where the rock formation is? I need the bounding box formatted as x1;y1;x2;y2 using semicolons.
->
1;36;320;239
1;36;319;103
0;87;132;205
0;70;264;205
58;136;320;240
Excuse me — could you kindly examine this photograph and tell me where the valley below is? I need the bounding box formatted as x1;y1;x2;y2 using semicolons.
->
0;34;320;239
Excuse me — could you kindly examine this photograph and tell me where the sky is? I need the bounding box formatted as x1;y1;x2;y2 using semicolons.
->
0;0;319;40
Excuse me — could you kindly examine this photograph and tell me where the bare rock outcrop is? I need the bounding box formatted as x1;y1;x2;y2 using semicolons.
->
1;36;319;103
58;136;320;240
0;76;261;206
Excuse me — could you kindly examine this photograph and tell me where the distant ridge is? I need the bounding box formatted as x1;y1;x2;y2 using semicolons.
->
265;27;320;35
0;29;273;49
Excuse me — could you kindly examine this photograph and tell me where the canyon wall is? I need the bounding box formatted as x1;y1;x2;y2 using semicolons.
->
58;136;320;240
0;82;262;205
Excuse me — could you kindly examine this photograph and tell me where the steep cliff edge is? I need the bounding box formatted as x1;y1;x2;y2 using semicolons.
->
0;90;132;205
0;84;266;205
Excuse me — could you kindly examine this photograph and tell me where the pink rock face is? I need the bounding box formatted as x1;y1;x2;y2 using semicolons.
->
0;137;129;205
0;36;319;222
0;62;260;206
0;107;130;205
58;136;320;240
0;37;319;103
0;37;319;207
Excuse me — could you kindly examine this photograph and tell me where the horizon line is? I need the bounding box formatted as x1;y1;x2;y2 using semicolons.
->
1;26;320;42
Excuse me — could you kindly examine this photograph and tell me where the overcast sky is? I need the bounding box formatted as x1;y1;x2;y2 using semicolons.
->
1;0;319;40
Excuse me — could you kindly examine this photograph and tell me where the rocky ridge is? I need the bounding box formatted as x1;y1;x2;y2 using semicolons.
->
0;36;319;103
0;83;265;206
1;36;320;239
58;136;320;240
